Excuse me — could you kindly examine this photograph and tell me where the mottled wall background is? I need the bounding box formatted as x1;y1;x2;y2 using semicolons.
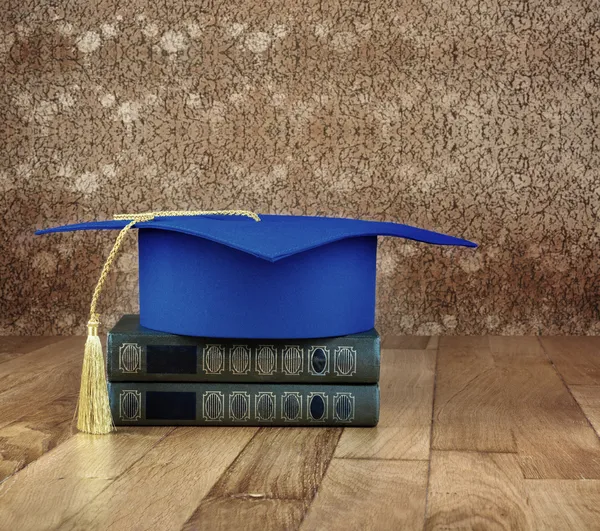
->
1;1;599;336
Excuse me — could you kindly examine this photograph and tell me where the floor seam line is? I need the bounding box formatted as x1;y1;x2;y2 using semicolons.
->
296;428;344;530
537;337;600;442
422;337;438;531
178;427;262;530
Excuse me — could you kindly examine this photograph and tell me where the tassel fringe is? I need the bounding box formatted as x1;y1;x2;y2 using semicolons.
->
76;320;113;434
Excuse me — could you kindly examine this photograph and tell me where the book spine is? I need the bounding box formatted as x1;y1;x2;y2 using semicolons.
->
107;332;380;383
109;382;379;427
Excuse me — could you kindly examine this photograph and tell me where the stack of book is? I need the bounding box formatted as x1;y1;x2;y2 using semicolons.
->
107;315;380;426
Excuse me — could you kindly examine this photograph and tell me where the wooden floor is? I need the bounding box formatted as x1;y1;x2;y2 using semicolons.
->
0;336;599;530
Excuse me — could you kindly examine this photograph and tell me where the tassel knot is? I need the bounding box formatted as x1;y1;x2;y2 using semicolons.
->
87;318;99;336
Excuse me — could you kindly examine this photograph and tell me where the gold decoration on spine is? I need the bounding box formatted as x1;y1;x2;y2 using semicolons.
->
77;210;261;434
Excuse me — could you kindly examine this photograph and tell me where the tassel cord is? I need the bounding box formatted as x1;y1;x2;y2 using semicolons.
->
89;216;152;322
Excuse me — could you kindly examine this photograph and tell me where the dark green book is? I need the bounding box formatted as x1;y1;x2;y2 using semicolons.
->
109;382;379;427
107;315;380;383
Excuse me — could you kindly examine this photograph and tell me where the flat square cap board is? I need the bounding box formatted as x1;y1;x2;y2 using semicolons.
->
37;213;476;339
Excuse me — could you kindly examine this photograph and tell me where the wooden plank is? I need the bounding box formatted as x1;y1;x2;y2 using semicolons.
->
540;336;600;385
0;336;66;363
434;342;600;478
0;338;86;480
60;427;258;531
425;451;531;530
504;353;600;479
382;336;430;350
335;348;435;459
433;345;516;452
426;451;600;530
489;336;544;356
0;428;172;530
206;427;341;500
183;427;340;528
526;479;600;530
0;337;82;393
0;338;83;430
183;498;307;531
570;385;600;436
301;459;428;530
0;396;76;481
438;336;489;349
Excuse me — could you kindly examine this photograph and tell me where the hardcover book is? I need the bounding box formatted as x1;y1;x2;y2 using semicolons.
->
107;315;380;383
109;382;379;427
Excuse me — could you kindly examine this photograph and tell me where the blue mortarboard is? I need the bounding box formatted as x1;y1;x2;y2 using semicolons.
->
37;210;476;435
37;212;476;339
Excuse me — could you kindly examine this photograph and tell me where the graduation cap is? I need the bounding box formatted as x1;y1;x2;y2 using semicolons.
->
37;209;476;434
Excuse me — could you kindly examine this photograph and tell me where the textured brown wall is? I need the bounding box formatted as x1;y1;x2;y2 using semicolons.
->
1;1;598;336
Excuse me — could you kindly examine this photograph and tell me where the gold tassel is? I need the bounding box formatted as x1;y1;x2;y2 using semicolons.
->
76;210;260;434
77;318;113;434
